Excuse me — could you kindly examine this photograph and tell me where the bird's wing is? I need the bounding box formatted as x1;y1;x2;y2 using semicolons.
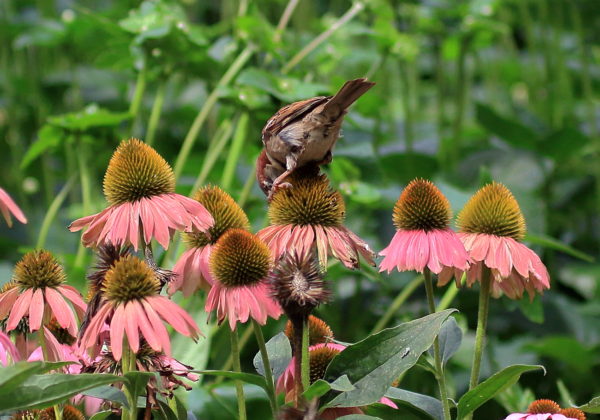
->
262;96;330;144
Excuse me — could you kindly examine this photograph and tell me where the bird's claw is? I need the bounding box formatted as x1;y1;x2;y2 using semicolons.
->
267;182;292;201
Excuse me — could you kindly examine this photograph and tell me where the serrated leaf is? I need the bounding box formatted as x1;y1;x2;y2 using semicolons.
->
323;310;456;408
456;365;545;419
0;373;123;413
253;332;292;380
385;388;443;420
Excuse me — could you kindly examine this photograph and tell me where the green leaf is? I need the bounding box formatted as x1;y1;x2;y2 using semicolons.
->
539;127;589;159
379;153;439;185
81;385;128;407
577;396;600;414
338;415;382;420
21;125;65;169
525;233;594;263
385;388;442;420
330;375;355;392
155;399;178;420
0;373;123;413
252;332;292;380
123;371;154;402
522;336;594;373
13;19;66;49
193;370;267;390
47;104;131;131
89;411;113;420
456;364;545;419
0;361;73;395
436;317;462;367
236;68;327;102
323;310;456;408
475;103;538;150
302;379;332;400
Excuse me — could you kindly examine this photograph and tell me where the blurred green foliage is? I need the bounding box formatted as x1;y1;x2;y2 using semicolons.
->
1;0;599;418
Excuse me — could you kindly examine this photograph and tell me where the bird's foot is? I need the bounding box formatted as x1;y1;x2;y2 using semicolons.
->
267;181;292;201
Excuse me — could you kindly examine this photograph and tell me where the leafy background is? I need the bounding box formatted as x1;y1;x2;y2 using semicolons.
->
0;0;599;418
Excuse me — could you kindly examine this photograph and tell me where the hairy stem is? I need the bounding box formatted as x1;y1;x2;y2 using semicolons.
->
230;328;247;420
466;266;492;420
423;268;451;420
252;320;278;416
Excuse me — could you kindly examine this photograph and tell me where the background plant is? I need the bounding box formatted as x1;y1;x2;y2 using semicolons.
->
0;0;599;419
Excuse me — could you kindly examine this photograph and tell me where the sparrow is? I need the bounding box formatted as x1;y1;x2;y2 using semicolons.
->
257;78;375;198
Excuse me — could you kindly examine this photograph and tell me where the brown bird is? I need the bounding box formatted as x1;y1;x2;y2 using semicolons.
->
257;78;375;198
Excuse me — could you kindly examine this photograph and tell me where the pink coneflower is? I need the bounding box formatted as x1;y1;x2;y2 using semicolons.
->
504;400;586;420
258;166;375;270
0;187;27;227
69;139;213;251
170;185;250;297
438;183;550;300
276;343;397;416
79;255;199;360
205;229;282;330
0;330;19;365
0;251;86;336
379;179;469;275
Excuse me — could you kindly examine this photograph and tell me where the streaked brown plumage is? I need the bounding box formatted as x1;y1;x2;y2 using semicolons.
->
257;78;375;198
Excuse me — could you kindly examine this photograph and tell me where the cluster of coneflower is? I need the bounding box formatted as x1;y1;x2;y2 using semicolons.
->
0;136;582;420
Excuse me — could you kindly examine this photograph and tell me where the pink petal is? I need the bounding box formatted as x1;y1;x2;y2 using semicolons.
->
141;299;171;356
124;302;140;353
110;304;126;360
7;288;33;331
28;289;45;332
0;188;27;225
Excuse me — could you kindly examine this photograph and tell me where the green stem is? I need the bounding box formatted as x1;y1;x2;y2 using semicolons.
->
173;45;254;180
39;331;63;420
230;328;247;420
300;316;310;390
282;1;365;74
466;266;492;420
423;269;451;420
252;320;278;416
216;324;253;384
371;275;423;334
237;164;256;209
36;175;77;249
221;113;249;191
450;36;469;168
121;339;138;420
145;77;167;147
129;66;147;135
74;146;92;268
437;272;466;312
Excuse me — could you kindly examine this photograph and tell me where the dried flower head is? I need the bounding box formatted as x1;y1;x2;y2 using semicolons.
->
268;167;344;227
103;138;175;205
284;315;334;346
210;229;272;288
458;182;525;240
270;252;329;317
393;179;451;231
184;185;249;248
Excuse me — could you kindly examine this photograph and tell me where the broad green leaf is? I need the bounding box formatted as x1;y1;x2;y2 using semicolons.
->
323;310;456;408
475;103;538;150
252;332;292;380
193;370;267;390
456;365;545;419
89;411;113;420
302;379;331;400
81;385;128;407
330;375;355;392
155;399;178;420
236;68;327;102
0;361;73;395
436;317;462;366
539;127;589;159
577;396;600;414
21;125;65;169
0;373;123;413
525;234;594;263
338;415;382;420
385;388;443;420
522;336;593;373
47;104;131;131
123;371;154;402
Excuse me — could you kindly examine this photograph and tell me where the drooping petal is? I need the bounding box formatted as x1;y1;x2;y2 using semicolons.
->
28;289;45;332
6;288;33;331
